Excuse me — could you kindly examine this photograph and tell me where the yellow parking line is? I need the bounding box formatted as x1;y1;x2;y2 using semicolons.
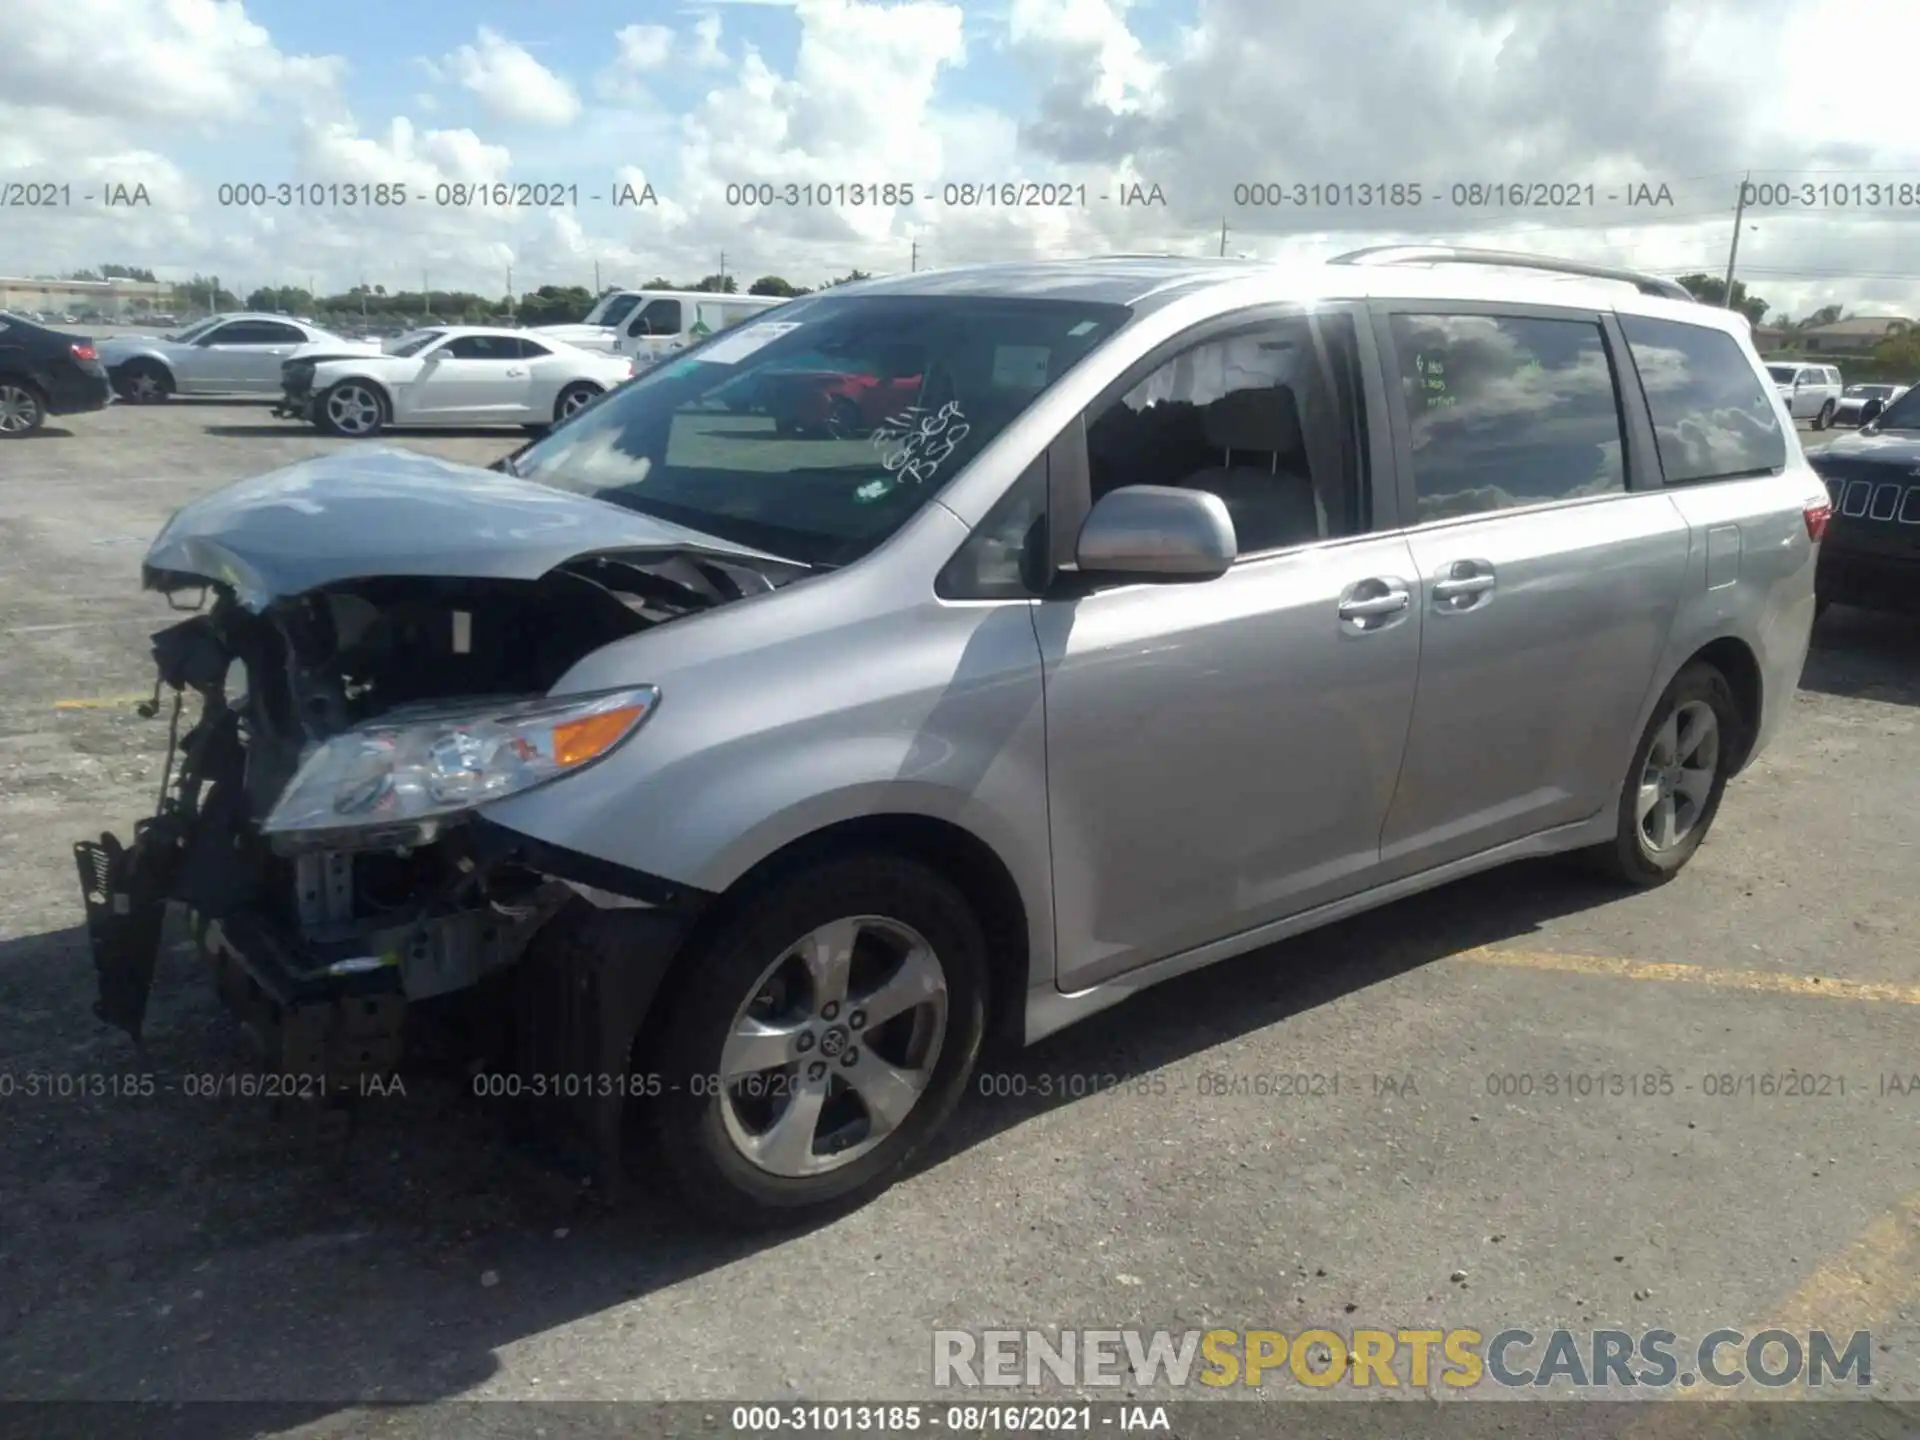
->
1457;947;1920;1008
52;694;151;710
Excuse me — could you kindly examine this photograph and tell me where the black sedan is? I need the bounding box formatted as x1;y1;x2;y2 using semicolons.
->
0;311;113;438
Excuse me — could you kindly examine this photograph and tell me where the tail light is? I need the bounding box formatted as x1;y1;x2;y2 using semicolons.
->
1804;500;1831;543
70;342;96;362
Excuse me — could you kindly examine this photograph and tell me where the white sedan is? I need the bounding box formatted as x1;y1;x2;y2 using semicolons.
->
282;326;634;437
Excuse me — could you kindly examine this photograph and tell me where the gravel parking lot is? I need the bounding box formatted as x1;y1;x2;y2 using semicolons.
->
2;402;1917;1433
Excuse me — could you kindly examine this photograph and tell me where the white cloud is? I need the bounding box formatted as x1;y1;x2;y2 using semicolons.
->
442;27;582;128
690;13;729;68
4;0;1920;315
616;24;676;71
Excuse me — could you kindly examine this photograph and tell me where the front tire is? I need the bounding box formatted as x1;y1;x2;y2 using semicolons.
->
0;378;47;438
648;854;988;1229
1584;662;1741;886
315;380;386;437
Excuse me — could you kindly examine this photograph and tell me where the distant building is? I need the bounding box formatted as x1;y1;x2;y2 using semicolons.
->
1791;316;1913;355
0;275;174;319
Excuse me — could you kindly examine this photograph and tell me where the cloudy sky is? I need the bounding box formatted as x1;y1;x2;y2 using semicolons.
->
4;0;1920;320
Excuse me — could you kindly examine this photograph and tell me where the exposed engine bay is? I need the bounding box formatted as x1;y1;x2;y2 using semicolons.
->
74;547;780;1106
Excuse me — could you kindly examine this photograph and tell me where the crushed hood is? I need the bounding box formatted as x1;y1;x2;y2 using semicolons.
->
143;446;803;611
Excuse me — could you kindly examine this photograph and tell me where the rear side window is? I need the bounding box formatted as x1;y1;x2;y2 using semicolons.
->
1618;315;1786;485
1390;313;1627;522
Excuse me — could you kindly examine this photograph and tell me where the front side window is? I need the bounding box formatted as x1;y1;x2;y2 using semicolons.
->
208;320;305;345
628;299;683;338
1084;314;1366;553
1390;312;1626;522
1765;365;1797;385
1618;315;1786;484
509;294;1129;566
439;334;520;360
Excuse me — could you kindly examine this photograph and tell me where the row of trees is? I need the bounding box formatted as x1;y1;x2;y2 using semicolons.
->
57;264;877;328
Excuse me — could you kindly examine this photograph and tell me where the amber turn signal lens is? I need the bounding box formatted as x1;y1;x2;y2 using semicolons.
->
552;705;647;767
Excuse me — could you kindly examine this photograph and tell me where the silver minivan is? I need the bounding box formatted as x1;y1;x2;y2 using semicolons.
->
78;247;1829;1226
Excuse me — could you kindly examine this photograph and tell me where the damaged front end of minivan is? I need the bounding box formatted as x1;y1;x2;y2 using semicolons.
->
74;448;809;1187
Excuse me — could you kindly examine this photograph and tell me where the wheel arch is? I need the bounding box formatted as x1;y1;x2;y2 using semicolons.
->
1687;634;1763;774
634;812;1033;1068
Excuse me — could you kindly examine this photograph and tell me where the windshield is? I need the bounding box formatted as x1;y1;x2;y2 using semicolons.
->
168;316;223;343
1765;365;1797;384
384;329;445;357
509;293;1131;566
582;293;642;328
1868;385;1920;430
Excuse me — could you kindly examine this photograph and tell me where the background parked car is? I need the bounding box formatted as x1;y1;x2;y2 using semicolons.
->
286;325;633;437
94;313;379;402
1834;382;1909;427
1767;362;1844;428
0;311;112;438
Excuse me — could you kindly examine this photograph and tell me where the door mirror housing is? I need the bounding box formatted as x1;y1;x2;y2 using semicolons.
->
1074;485;1236;581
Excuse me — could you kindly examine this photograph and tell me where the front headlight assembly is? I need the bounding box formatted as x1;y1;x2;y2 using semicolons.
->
262;685;659;849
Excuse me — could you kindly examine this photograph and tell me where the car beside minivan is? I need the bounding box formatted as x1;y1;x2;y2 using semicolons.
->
1767;362;1844;429
76;247;1826;1227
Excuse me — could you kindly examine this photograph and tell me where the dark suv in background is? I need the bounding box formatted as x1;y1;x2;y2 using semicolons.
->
1809;386;1920;616
0;312;113;438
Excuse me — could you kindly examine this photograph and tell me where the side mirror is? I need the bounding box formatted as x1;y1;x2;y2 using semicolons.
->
1075;485;1236;581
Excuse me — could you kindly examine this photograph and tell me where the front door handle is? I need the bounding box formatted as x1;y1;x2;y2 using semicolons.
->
1338;577;1412;632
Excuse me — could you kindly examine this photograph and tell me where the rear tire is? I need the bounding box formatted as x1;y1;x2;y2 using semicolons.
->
0;377;47;438
1582;662;1741;887
648;854;988;1229
1814;400;1835;431
554;381;600;424
115;360;172;404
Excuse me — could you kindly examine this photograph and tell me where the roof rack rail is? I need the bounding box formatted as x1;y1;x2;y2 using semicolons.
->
1326;245;1696;303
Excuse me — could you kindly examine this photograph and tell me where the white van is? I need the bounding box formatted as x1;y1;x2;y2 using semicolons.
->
532;290;786;360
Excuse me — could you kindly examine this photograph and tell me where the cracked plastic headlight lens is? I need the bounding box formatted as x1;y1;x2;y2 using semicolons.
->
263;685;659;842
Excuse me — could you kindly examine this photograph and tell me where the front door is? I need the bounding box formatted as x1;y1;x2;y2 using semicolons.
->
1037;309;1423;992
194;318;307;392
1370;304;1691;879
406;333;531;420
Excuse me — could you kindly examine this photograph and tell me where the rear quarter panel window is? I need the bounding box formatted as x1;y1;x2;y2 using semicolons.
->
1618;315;1787;484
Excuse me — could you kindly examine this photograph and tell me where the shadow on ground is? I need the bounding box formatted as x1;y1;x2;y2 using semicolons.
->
0;854;1624;1425
1801;605;1920;707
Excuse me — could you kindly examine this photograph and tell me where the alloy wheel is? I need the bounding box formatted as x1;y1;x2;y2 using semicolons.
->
325;384;382;436
124;369;165;402
1637;700;1719;853
718;915;949;1178
0;383;42;435
559;386;596;419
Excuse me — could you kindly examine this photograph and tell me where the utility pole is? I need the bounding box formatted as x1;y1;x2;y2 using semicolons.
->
1722;171;1751;310
911;239;919;272
423;269;430;319
507;263;514;319
718;250;727;290
593;260;601;293
1219;218;1228;257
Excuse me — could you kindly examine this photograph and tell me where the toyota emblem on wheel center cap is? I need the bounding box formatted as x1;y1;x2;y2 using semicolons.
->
817;1025;849;1059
